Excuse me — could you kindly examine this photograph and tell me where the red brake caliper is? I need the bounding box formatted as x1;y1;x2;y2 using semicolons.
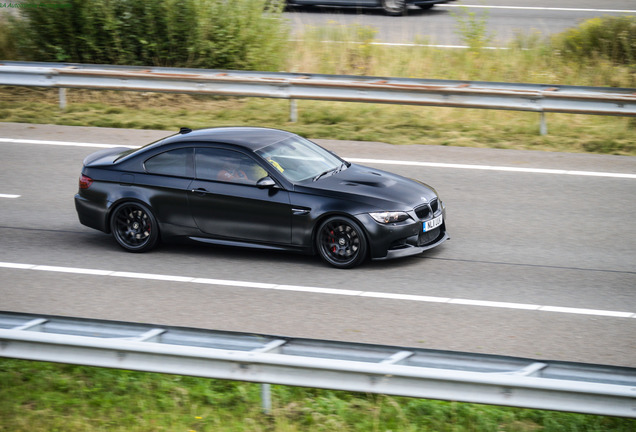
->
330;230;336;253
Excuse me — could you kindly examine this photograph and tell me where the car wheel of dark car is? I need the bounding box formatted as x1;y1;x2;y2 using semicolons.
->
382;0;407;15
110;202;159;252
316;216;368;269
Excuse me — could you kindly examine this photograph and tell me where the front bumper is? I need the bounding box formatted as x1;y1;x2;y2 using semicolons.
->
374;228;449;260
356;202;449;261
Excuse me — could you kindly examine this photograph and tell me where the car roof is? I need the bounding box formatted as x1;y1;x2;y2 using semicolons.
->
159;127;298;151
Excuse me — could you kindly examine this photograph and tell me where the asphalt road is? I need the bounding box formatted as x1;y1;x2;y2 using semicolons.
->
1;122;635;368
285;0;636;45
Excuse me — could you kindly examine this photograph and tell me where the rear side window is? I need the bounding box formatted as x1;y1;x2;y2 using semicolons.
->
144;148;192;177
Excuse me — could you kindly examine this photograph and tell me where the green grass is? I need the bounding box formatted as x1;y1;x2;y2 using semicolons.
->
1;358;634;432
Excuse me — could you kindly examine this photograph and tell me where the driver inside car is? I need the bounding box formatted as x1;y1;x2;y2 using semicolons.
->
217;158;249;182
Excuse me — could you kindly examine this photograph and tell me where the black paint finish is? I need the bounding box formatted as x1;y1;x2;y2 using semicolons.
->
75;127;448;267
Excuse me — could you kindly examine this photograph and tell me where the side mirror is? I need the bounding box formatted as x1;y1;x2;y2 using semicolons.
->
256;176;278;189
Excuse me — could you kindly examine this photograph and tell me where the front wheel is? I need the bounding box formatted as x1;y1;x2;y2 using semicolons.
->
316;216;368;269
110;202;159;252
382;0;407;15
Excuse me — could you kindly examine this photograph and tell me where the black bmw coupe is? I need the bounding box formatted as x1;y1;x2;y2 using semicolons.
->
75;127;448;268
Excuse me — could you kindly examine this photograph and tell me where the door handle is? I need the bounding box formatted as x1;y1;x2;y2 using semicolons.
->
292;208;310;216
191;188;209;195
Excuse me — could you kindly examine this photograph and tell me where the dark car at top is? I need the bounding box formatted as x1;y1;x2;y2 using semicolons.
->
75;127;448;268
286;0;456;16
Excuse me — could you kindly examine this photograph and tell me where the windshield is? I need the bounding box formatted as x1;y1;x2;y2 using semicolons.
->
255;136;345;182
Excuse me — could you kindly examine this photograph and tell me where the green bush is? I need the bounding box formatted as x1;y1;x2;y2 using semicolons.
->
5;0;289;71
452;6;491;52
190;0;289;70
301;23;378;75
552;15;636;65
0;13;18;60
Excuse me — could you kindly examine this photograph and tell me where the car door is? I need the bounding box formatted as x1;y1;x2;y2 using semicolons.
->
139;147;197;231
188;147;292;245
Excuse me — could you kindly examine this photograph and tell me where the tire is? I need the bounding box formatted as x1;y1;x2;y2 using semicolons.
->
316;216;368;269
382;0;407;16
110;202;159;252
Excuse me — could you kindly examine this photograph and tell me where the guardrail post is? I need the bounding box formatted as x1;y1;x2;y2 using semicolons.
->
540;112;548;135
252;339;287;414
261;383;272;414
290;99;298;123
59;88;67;111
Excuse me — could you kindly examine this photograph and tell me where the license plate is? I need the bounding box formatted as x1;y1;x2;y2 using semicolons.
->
423;214;443;232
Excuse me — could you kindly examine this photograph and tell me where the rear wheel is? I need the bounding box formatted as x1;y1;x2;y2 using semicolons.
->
382;0;407;15
110;202;159;252
316;216;368;269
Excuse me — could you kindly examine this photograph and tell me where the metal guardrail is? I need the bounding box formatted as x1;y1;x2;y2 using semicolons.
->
1;61;635;134
1;312;635;417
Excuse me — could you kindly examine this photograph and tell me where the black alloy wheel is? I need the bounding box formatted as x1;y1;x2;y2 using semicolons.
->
316;216;368;269
110;202;159;252
382;0;407;15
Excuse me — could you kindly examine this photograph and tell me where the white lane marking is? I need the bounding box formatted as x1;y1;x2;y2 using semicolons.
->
0;262;34;270
309;40;506;50
538;306;634;318
191;277;277;289
371;42;505;50
0;194;21;199
442;5;636;13
1;261;634;319
0;138;136;149
110;271;195;282
3;137;635;180
33;265;112;276
347;158;636;179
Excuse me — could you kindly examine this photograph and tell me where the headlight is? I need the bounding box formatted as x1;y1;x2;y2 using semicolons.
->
369;211;410;224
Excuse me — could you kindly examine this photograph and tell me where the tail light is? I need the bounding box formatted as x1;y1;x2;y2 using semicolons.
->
79;174;93;189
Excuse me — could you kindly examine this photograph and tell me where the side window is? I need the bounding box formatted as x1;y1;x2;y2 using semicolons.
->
195;148;267;185
144;148;192;177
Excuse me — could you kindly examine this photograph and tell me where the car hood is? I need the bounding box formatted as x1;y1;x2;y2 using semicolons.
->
295;164;438;211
